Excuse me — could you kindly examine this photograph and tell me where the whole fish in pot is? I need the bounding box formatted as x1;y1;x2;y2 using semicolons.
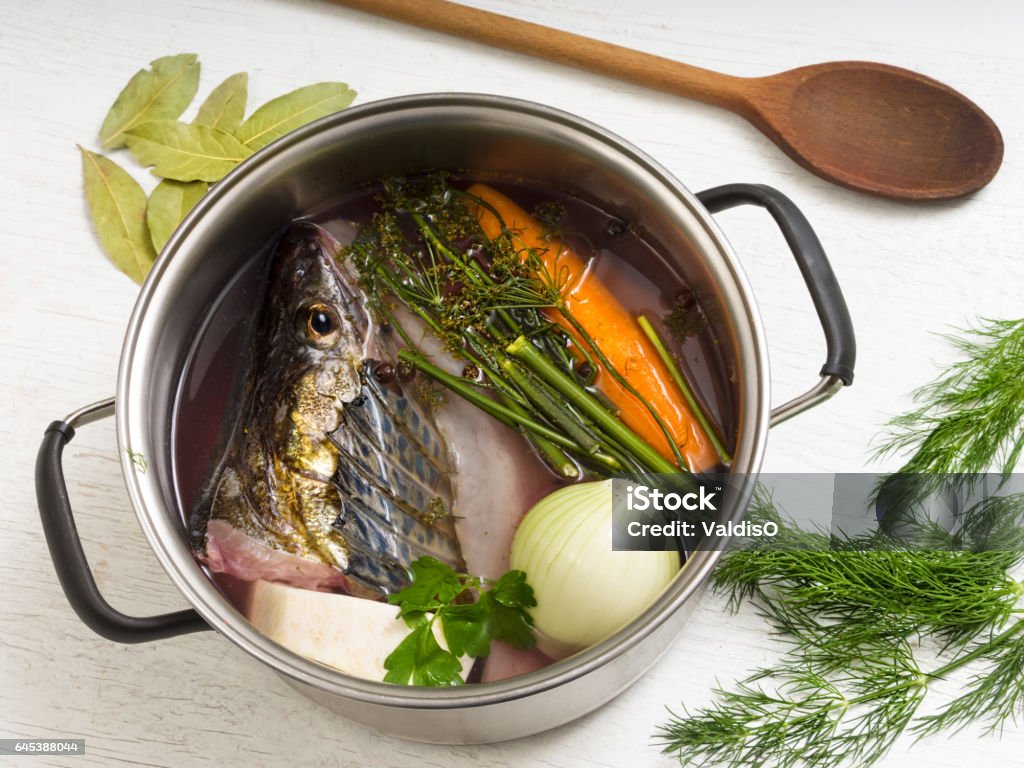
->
193;222;463;599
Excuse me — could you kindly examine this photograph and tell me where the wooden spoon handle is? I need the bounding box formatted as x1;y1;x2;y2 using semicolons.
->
330;0;751;111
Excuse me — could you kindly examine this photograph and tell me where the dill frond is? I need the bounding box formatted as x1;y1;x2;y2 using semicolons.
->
660;490;1024;767
875;318;1024;480
659;651;927;768
914;621;1024;738
660;314;1024;768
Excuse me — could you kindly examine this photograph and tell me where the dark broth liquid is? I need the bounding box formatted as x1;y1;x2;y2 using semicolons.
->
171;175;734;670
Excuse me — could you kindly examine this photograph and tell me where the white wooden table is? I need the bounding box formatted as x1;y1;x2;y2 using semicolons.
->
3;1;1024;765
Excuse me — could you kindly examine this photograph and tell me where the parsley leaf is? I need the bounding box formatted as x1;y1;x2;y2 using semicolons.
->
442;602;491;658
386;556;462;617
482;570;537;650
383;621;465;686
383;559;537;686
489;569;537;610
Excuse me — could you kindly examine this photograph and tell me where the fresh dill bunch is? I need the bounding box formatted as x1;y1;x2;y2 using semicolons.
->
714;491;1024;650
345;175;670;478
660;647;928;768
875;318;1024;480
658;491;1024;768
708;489;1024;713
661;619;1024;767
656;316;1024;765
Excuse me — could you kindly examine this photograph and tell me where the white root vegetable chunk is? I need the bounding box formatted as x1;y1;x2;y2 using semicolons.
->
248;580;474;682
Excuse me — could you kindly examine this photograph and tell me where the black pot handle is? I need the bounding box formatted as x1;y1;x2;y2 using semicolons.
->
696;184;856;424
35;397;210;643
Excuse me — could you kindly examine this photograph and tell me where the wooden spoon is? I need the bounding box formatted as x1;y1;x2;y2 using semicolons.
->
329;0;1003;201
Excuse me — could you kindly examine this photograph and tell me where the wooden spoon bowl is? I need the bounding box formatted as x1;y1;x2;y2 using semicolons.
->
747;61;1004;199
330;0;1004;201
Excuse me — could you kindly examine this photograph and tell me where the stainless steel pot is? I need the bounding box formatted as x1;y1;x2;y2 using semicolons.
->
36;94;855;744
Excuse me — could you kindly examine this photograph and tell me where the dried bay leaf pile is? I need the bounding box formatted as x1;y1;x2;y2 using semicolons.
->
80;53;357;283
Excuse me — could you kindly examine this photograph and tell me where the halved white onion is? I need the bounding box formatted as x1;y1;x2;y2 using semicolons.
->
510;479;680;659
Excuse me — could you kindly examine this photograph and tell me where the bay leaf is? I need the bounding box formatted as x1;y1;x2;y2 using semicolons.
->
236;82;356;151
100;53;200;149
124;121;253;182
79;147;157;284
193;72;248;134
146;179;208;252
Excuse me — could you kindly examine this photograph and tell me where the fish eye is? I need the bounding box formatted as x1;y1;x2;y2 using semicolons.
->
309;306;334;335
298;303;342;348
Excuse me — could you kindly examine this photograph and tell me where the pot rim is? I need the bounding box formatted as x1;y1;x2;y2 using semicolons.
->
116;92;769;708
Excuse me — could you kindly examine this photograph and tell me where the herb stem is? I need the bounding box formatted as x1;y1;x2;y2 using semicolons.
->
398;349;622;472
783;617;1024;725
499;358;602;454
498;392;580;478
637;315;732;465
925;616;1024;682
506;334;682;478
460;329;532;409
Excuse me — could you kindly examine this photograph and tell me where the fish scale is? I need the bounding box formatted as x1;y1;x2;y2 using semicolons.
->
329;369;458;571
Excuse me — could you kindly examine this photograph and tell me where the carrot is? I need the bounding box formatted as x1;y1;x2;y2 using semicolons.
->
466;183;720;472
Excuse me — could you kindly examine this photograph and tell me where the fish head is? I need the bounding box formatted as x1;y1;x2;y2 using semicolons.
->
200;220;463;597
258;222;367;442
